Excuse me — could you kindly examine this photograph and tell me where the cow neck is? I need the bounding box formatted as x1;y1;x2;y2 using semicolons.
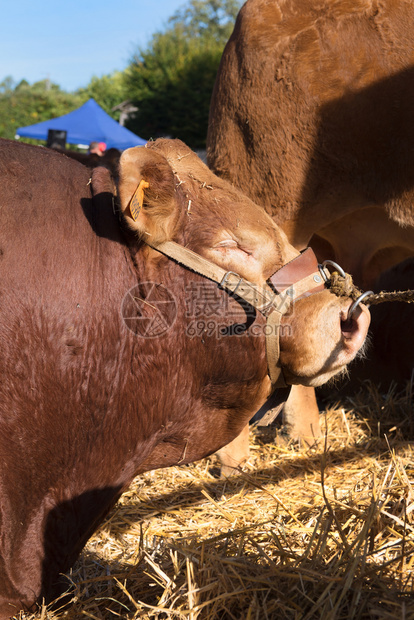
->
145;238;330;393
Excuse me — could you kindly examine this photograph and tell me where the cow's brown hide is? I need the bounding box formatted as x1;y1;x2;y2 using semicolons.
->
52;146;121;178
206;0;414;462
207;0;414;289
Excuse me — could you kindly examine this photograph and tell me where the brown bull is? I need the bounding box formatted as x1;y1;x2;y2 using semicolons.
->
52;146;121;177
207;0;414;287
206;0;414;464
0;137;369;618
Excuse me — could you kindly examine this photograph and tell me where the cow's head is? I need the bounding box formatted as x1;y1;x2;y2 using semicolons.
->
115;139;370;388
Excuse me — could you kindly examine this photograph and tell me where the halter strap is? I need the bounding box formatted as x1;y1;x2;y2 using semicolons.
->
146;239;278;311
145;239;330;392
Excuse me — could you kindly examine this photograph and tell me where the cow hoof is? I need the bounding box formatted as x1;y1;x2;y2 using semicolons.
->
219;461;247;478
274;426;322;449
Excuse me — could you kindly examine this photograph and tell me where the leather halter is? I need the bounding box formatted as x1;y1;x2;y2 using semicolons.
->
145;239;330;392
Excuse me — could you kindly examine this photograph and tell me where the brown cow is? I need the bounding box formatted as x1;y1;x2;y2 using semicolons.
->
206;0;414;465
52;146;121;177
207;0;414;287
0;137;369;617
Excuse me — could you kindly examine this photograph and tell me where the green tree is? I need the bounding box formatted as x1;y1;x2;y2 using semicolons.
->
124;0;241;149
0;72;128;144
76;72;127;121
0;76;16;94
0;78;83;142
169;0;241;43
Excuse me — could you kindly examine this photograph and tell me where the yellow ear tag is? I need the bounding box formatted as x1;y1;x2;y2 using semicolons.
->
129;179;150;220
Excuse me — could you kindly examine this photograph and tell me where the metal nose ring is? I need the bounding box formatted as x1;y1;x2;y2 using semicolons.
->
320;260;347;280
347;290;373;319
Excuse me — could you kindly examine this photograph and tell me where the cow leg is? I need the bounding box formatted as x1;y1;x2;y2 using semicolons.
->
216;423;250;477
276;385;321;446
216;385;321;475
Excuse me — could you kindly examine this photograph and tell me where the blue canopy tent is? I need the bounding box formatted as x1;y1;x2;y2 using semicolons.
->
16;99;146;150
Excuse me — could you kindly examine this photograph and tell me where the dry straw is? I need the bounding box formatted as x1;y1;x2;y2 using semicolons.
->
18;379;414;619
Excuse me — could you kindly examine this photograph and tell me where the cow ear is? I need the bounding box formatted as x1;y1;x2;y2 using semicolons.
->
118;146;178;243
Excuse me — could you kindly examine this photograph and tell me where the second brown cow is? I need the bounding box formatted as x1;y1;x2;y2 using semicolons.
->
207;0;414;461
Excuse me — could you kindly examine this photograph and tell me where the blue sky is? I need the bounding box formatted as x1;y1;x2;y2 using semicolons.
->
0;0;188;92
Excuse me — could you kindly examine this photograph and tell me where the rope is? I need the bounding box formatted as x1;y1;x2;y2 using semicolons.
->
329;272;362;300
364;290;414;306
328;272;414;306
